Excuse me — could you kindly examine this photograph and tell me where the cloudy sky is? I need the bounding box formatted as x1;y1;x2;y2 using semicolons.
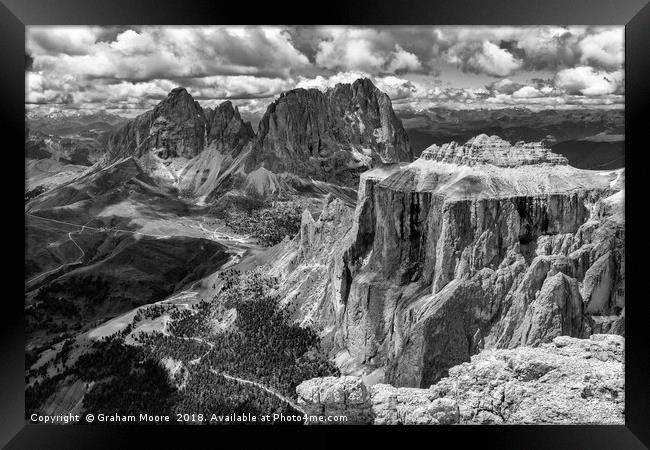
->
26;26;624;122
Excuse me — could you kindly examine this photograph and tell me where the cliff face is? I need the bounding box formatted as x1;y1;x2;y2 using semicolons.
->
275;136;624;388
296;334;624;425
249;78;412;184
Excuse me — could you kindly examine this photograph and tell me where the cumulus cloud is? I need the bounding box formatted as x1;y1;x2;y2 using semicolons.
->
26;25;625;116
487;78;523;95
447;41;523;77
29;26;310;81
469;41;522;77
554;66;624;96
295;71;370;90
186;76;295;100
387;45;423;73
578;28;624;70
295;71;430;103
512;86;542;98
313;28;423;74
428;26;623;76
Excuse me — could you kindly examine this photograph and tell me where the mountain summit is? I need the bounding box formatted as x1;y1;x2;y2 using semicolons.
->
250;78;412;181
106;86;208;160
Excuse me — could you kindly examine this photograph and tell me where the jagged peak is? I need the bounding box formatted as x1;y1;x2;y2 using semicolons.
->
155;87;202;113
215;100;234;113
168;86;190;97
329;77;378;93
273;78;382;103
213;100;246;123
420;134;568;168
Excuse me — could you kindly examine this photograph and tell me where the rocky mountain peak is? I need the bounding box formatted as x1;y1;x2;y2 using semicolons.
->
333;77;382;101
420;134;568;167
106;87;207;160
250;78;412;184
205;100;255;153
153;87;204;122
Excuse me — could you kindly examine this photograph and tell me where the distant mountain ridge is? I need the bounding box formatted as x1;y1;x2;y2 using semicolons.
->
399;107;624;166
27;111;127;137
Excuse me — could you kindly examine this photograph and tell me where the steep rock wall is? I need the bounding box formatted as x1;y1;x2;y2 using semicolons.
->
249;78;412;184
277;146;624;388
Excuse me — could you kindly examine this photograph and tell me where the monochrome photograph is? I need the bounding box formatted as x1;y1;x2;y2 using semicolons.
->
24;25;625;425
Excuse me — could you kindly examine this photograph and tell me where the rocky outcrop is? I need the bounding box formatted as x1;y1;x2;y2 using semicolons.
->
297;375;459;425
296;334;624;424
275;136;624;389
176;101;255;197
248;78;412;184
421;134;568;167
204;101;255;155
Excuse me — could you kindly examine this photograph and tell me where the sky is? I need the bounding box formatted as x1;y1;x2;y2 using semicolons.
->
25;25;624;121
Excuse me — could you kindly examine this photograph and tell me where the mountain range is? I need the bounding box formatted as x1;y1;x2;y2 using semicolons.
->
24;78;625;424
103;79;412;201
401;107;624;169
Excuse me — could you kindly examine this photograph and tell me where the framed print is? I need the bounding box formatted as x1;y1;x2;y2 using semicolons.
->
2;0;648;447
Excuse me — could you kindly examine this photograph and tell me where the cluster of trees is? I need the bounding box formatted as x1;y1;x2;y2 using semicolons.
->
36;275;112;308
133;303;177;323
72;337;177;417
167;301;212;338
218;268;278;300
52;338;75;367
26;298;79;336
26;268;338;421
206;299;339;397
25;374;66;416
211;197;303;247
136;331;210;364
25;185;48;203
28;275;119;337
207;269;339;397
173;365;299;423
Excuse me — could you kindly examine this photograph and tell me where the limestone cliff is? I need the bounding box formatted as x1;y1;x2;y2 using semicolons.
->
296;334;624;424
274;136;624;388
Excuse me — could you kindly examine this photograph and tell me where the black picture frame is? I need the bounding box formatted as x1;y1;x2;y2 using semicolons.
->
3;0;648;447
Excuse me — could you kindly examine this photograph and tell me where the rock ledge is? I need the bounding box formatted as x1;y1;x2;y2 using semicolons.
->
296;334;624;425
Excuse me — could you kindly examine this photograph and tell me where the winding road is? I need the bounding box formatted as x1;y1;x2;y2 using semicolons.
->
26;213;172;239
177;330;305;415
25;213;227;289
213;370;307;416
25;219;93;286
